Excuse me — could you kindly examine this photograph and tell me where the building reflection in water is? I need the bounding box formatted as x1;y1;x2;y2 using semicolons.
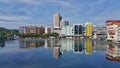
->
53;45;62;59
44;39;99;59
19;39;107;59
19;40;44;49
85;39;92;55
106;43;120;62
0;41;5;48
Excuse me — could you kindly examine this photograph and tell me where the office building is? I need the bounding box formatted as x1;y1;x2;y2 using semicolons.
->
85;23;93;37
19;26;45;34
45;26;52;34
53;13;62;35
60;20;69;27
73;24;83;36
61;26;74;36
106;20;120;42
53;13;62;28
19;26;27;34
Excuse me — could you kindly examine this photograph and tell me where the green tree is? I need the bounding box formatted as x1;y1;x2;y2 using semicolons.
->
51;32;59;38
42;33;50;38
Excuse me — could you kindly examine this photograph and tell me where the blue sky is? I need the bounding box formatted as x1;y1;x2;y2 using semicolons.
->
0;0;120;29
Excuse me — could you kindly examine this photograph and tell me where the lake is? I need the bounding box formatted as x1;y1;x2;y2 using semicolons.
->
0;39;120;68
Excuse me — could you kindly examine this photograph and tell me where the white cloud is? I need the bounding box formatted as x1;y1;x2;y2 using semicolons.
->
19;0;40;4
92;0;105;6
0;15;31;21
0;15;32;29
48;0;71;6
0;0;73;7
90;10;120;25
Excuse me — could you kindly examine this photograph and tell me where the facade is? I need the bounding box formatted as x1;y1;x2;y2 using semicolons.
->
60;20;69;27
53;29;62;36
93;26;107;39
61;26;74;36
73;24;83;36
19;26;27;34
106;20;120;42
53;13;62;28
19;26;45;34
53;13;62;35
85;23;93;37
45;26;52;34
37;26;45;34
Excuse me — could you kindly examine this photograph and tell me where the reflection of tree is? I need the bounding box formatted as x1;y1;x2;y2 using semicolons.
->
19;40;44;49
0;41;5;48
36;41;44;47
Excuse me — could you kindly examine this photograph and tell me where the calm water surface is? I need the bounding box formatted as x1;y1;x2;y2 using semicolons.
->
0;39;120;68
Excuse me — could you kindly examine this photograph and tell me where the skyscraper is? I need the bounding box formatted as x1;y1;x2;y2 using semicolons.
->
53;13;62;28
73;24;83;35
85;22;93;37
60;19;69;27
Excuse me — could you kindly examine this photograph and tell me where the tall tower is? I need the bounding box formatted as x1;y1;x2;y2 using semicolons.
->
85;22;93;38
53;13;62;28
60;19;69;27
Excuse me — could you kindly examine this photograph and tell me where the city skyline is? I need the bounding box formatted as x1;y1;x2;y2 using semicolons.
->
0;0;120;29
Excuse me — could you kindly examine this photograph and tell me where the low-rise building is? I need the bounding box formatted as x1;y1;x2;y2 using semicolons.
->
45;26;52;34
61;26;74;37
19;26;45;34
106;20;120;42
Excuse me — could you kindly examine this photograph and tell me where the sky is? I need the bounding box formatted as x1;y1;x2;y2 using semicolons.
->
0;0;120;29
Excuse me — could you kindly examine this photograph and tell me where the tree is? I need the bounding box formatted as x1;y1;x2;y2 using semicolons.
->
42;33;50;38
51;32;59;38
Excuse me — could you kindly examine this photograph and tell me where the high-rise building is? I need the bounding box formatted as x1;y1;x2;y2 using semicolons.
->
106;20;120;42
53;13;62;28
60;20;69;27
73;24;83;35
85;23;93;37
61;26;74;36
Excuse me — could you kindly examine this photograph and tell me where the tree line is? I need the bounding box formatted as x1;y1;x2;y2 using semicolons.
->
20;32;59;38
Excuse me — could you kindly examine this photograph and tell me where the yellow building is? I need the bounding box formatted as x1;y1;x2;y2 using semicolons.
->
85;23;93;37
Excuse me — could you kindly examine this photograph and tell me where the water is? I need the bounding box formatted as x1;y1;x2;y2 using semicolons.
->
0;39;120;68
